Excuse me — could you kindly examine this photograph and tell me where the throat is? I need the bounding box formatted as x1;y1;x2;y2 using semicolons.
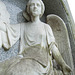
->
31;15;41;23
30;21;42;26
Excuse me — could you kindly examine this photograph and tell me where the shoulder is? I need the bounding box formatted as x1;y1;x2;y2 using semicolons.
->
42;22;54;35
42;22;52;31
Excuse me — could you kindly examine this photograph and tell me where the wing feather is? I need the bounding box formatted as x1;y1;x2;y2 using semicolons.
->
46;14;74;70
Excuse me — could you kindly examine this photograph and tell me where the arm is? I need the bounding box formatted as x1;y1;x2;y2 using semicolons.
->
50;44;71;75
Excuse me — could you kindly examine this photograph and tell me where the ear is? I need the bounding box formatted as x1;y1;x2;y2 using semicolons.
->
23;11;30;21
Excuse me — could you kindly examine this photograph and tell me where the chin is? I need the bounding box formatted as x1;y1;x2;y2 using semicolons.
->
32;12;39;16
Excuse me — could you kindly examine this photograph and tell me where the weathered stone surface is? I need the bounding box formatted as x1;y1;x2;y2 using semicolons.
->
0;0;74;75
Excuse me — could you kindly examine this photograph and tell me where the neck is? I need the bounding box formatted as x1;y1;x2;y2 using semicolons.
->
31;15;40;23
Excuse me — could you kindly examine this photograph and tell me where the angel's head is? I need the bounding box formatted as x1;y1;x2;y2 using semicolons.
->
23;0;45;21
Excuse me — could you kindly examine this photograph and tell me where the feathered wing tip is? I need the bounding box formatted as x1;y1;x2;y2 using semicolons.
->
0;1;10;24
46;14;74;72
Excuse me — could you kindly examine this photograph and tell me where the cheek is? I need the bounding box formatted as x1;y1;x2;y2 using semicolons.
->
29;6;34;12
39;8;41;14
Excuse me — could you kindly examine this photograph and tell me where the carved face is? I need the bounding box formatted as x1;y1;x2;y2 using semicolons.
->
29;0;41;17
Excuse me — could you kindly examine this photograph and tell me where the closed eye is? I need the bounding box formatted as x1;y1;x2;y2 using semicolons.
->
37;3;41;6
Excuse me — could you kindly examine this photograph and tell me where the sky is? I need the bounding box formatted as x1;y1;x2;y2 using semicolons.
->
67;0;75;22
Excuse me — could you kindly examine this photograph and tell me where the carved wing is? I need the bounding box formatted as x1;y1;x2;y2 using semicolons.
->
47;14;74;70
0;1;10;23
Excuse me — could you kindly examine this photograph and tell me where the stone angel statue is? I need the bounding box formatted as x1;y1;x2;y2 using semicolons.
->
0;0;73;75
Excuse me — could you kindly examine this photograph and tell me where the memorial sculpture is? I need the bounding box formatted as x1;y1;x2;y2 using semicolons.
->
0;0;72;75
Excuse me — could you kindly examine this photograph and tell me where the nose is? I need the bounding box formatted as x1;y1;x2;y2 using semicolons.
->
34;4;37;8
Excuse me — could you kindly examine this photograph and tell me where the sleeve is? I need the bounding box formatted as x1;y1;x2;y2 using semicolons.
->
2;23;20;49
46;24;57;50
